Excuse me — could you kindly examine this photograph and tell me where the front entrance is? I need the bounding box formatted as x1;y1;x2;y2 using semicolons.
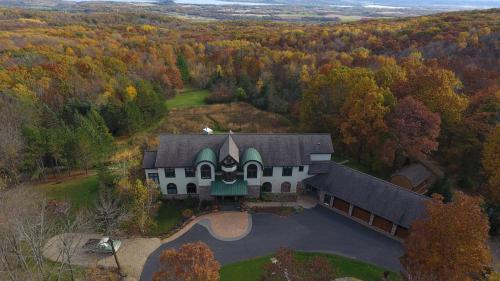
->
216;196;242;211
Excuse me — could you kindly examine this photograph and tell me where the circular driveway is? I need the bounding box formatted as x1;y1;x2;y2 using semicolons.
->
140;206;403;281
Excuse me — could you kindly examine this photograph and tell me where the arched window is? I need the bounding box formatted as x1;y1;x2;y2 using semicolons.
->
167;183;177;194
281;182;291;193
247;164;258;178
187;183;197;194
261;182;272;193
200;164;211;179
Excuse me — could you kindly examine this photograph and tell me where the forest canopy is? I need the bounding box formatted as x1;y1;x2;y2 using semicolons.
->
0;8;498;201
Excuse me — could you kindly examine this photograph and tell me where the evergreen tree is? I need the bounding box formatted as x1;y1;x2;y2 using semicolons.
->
176;54;190;83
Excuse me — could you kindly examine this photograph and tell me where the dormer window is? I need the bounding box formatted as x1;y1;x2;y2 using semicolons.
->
247;164;258;178
200;164;212;179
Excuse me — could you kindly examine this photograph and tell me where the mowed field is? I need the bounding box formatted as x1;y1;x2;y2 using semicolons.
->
165;88;211;109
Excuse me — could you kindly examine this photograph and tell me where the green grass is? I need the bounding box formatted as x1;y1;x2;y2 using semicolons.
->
150;202;183;236
220;252;401;281
38;175;99;210
165;88;210;109
150;199;202;236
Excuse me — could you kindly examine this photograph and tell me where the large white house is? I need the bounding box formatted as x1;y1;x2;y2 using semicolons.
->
142;133;334;200
143;132;429;240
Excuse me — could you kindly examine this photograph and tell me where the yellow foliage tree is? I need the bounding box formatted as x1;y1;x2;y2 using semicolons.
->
125;85;138;101
339;74;390;155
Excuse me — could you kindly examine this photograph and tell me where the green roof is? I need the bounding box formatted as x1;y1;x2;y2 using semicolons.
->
211;179;248;196
195;148;217;166
241;148;263;166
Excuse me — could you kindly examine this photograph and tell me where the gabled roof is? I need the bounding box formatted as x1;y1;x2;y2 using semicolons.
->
195;148;217;166
153;133;334;167
304;161;428;228
142;151;157;169
219;135;239;163
308;161;331;174
392;164;433;187
241;148;263;167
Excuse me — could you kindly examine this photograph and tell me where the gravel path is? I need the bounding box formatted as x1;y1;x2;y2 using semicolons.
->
43;233;161;281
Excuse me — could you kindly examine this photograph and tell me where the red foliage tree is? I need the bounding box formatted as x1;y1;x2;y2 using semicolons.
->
387;96;441;162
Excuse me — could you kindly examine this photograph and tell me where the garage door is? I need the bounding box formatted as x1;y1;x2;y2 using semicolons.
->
351;206;371;223
332;198;350;213
395;226;409;239
372;215;393;233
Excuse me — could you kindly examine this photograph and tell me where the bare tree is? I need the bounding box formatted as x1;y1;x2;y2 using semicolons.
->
50;204;91;281
93;190;128;277
0;187;56;281
0;95;26;189
0;187;89;281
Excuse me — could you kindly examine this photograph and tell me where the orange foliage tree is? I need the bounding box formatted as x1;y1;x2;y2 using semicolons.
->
401;192;491;281
153;241;220;281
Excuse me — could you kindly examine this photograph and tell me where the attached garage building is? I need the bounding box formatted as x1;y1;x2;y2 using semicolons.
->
305;161;428;240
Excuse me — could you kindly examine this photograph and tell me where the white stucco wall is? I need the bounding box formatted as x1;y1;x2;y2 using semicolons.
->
257;165;311;193
145;167;199;195
145;161;317;196
310;154;332;161
160;168;198;195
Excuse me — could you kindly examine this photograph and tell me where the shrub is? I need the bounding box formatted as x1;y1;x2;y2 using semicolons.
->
182;209;194;219
184;196;200;210
200;200;212;210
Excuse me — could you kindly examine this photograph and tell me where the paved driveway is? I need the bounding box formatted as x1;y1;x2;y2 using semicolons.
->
140;206;403;281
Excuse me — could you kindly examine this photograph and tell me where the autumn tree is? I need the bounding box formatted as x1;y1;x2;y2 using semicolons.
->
117;179;159;234
401;192;491;281
338;69;392;162
260;248;336;281
398;56;468;124
387;96;441;163
153;241;220;281
482;125;500;203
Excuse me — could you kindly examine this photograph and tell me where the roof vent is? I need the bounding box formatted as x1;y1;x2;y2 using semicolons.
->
202;127;213;135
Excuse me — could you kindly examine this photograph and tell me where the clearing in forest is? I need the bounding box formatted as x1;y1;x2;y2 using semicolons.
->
165;88;211;109
160;102;293;133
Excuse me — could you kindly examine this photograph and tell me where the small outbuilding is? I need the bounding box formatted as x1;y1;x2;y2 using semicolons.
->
391;163;434;193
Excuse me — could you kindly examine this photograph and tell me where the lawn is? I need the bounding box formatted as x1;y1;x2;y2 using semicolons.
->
37;174;99;210
150;202;184;236
165;88;210;109
220;251;401;281
150;199;200;236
